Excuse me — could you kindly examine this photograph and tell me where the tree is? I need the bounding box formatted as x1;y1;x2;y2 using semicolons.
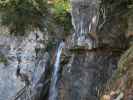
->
51;0;72;33
0;0;48;35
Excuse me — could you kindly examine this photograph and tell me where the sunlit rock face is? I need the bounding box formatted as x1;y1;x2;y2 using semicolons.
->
71;0;99;33
70;0;100;49
0;31;50;100
0;36;24;100
70;0;128;49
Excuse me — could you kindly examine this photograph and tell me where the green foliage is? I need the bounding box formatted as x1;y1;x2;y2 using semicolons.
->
117;45;133;76
0;0;48;35
52;0;71;14
0;54;8;64
0;0;72;35
51;0;72;33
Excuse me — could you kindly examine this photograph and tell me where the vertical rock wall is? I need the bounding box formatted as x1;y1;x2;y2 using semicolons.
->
59;0;129;100
97;0;128;48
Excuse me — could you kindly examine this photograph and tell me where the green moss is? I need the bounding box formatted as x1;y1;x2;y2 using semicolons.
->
117;45;133;76
0;54;8;64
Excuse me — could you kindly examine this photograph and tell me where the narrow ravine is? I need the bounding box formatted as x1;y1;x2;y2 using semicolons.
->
0;0;132;100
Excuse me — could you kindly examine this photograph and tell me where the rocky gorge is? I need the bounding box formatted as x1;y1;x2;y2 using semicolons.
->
0;0;132;100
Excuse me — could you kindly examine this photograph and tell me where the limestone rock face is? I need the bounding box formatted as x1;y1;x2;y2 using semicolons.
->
70;0;99;49
97;0;128;48
58;0;129;100
59;50;120;100
0;31;50;100
0;0;130;100
71;0;99;34
70;0;128;49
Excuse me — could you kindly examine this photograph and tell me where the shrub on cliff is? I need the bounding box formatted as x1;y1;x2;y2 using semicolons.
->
100;45;133;100
0;0;48;35
51;0;72;34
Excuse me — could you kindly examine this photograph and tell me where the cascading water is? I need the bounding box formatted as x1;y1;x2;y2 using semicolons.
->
70;0;99;49
48;41;64;100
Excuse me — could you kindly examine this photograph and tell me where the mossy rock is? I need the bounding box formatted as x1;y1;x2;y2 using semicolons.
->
0;54;8;65
117;45;133;77
100;45;133;99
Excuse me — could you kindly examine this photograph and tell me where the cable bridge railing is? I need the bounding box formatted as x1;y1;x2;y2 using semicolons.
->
10;85;33;100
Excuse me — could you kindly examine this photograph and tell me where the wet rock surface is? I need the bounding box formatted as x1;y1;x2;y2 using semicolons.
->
70;0;99;49
59;50;120;100
0;31;50;100
58;0;129;100
97;0;128;49
0;0;131;100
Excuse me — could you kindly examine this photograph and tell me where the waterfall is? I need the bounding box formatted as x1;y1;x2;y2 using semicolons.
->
49;41;64;100
70;0;99;49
